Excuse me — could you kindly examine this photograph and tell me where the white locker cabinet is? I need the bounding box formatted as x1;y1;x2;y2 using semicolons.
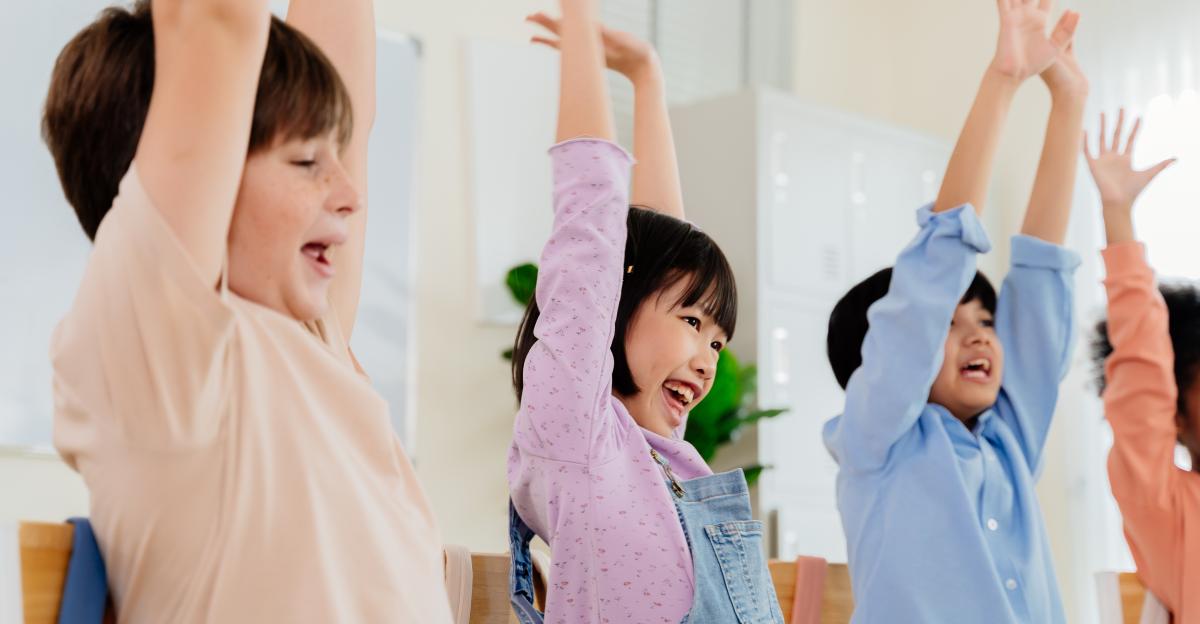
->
672;89;950;562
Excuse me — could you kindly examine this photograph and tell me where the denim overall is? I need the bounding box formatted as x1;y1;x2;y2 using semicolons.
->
509;451;785;624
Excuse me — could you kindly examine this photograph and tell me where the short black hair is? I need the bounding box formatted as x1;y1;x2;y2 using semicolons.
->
512;206;738;400
1092;281;1200;420
827;267;997;389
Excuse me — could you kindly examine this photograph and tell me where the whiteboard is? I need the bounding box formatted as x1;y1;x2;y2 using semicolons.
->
465;39;559;324
0;2;420;452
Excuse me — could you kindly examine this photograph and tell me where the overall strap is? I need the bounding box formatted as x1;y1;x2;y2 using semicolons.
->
508;501;544;624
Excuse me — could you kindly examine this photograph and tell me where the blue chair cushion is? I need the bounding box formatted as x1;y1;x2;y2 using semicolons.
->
58;518;109;624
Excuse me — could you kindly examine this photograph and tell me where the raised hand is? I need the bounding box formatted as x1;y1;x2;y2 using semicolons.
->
527;11;657;82
1039;11;1087;99
1085;110;1176;243
992;0;1073;82
1085;110;1176;209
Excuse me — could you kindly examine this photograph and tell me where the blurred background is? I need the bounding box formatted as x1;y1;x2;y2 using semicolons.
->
2;1;1198;621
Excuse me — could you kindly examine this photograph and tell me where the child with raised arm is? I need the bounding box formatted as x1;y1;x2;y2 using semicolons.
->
42;0;452;620
1086;111;1196;623
822;2;1086;621
507;1;784;622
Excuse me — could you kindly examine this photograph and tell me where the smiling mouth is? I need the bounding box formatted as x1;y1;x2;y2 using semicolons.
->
659;380;698;426
301;242;335;278
664;380;695;406
960;358;992;382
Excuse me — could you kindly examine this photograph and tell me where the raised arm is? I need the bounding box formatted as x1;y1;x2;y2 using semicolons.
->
287;0;376;339
1020;11;1084;244
989;13;1085;470
555;0;615;142
1086;113;1181;610
512;0;632;464
133;0;271;286
529;13;683;218
1085;110;1176;244
934;0;1072;215
831;205;992;473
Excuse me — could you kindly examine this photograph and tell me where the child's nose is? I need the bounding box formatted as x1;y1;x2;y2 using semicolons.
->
965;330;992;346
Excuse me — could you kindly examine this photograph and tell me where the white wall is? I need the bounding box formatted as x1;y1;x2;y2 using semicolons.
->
373;0;554;553
0;450;88;523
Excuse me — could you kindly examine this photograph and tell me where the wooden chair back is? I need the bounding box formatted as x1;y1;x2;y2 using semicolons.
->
769;557;854;623
18;521;75;624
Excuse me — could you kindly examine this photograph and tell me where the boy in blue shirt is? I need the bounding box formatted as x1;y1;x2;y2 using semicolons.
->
823;2;1087;622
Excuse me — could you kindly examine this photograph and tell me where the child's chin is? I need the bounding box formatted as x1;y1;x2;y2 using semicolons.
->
960;388;1000;412
295;288;330;322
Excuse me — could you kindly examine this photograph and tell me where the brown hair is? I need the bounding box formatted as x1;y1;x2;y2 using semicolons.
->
42;1;353;241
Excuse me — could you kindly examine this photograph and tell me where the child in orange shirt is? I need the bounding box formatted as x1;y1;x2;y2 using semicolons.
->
1088;110;1200;623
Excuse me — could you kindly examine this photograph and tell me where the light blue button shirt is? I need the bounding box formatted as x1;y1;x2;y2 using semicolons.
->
822;204;1080;623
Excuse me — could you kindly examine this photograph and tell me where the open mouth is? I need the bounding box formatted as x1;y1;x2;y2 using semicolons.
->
301;242;335;278
959;357;992;382
660;380;698;425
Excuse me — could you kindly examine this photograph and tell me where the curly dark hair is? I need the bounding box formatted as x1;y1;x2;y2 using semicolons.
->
1092;281;1200;421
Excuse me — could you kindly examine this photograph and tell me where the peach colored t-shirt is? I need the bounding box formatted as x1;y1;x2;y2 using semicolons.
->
50;167;453;623
1103;242;1200;624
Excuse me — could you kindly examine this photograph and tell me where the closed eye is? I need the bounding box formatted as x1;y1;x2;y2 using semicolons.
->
292;160;317;169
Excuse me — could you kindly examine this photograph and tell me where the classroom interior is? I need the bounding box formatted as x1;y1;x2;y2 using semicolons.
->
2;0;1198;622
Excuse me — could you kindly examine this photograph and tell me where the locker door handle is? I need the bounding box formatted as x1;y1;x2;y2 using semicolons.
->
851;151;867;207
771;327;790;386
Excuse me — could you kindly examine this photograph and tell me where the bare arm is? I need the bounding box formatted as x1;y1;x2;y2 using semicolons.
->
629;61;685;219
932;69;1020;215
934;0;1073;215
287;0;376;339
529;14;682;218
134;0;272;285
1021;12;1085;244
554;1;615;143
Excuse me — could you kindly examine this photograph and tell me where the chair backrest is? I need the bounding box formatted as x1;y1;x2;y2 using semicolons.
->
444;550;549;624
18;522;74;624
822;564;853;623
769;558;854;624
1096;571;1171;624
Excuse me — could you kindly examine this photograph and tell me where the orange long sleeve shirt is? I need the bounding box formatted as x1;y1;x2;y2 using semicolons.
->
1103;241;1200;623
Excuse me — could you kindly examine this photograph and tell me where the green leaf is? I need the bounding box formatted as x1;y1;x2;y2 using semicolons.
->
688;350;741;426
737;408;788;427
741;464;768;486
501;348;514;360
505;263;539;306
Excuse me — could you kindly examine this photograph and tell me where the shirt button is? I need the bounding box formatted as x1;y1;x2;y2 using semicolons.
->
1005;579;1018;591
987;518;999;531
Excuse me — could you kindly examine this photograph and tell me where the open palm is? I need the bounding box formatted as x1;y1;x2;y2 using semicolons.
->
993;0;1066;80
1084;110;1176;209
